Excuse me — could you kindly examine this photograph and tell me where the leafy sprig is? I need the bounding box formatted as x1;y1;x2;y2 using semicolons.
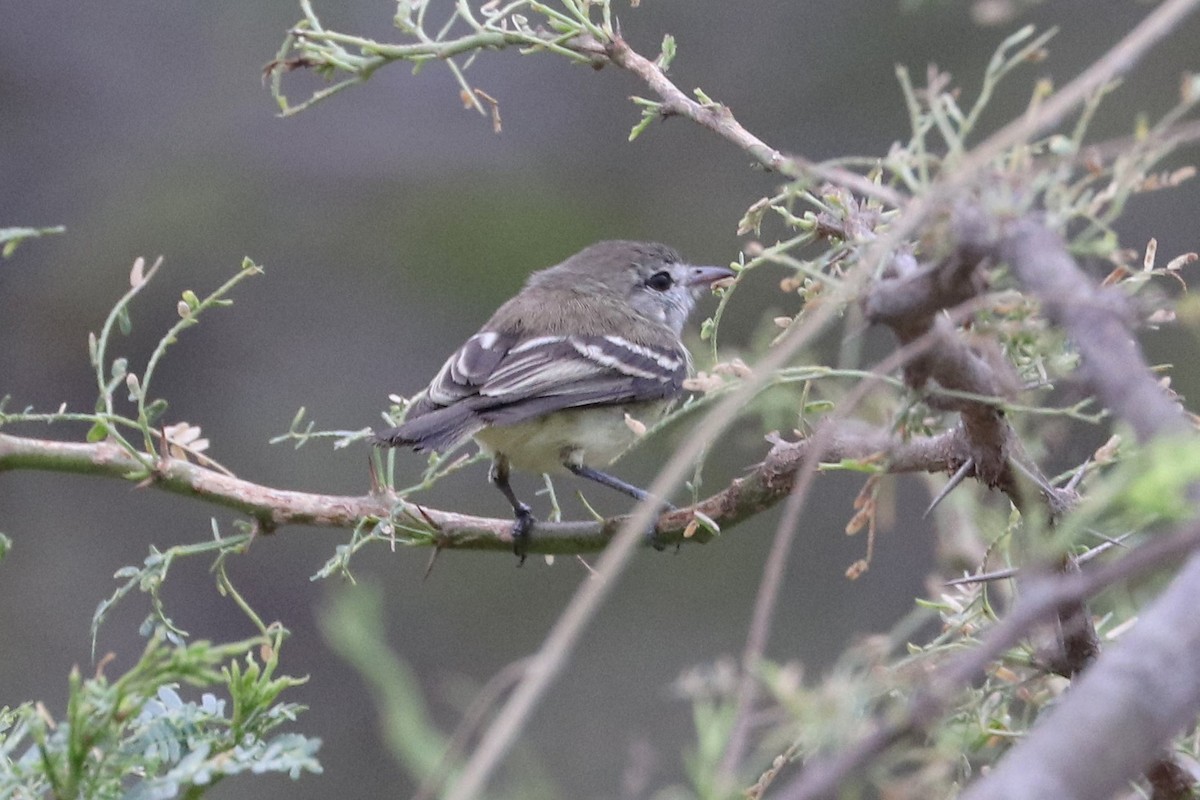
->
0;628;318;799
268;0;615;118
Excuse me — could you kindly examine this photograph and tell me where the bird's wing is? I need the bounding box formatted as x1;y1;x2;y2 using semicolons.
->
485;333;684;396
422;331;690;408
418;329;518;409
380;331;688;451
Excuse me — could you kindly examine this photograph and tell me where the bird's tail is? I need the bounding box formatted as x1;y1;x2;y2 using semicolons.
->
373;403;482;453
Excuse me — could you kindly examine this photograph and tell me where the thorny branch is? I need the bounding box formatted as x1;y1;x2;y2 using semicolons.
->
778;517;1200;800
776;207;1197;799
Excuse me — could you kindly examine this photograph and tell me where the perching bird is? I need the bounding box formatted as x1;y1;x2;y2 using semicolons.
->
375;240;734;560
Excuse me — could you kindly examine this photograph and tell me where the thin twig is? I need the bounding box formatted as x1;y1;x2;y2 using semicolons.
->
714;432;822;791
713;298;1005;786
411;658;531;800
603;36;906;209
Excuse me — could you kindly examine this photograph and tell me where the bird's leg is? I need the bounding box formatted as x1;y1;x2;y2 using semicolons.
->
564;463;675;551
489;455;535;565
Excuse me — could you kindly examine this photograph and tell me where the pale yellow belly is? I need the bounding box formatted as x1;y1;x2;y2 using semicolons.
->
473;402;667;473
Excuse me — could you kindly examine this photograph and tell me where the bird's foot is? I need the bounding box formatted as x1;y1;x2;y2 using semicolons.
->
644;500;677;552
511;503;536;566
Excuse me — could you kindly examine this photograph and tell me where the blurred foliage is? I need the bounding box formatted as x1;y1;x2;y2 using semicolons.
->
318;583;560;800
0;226;65;259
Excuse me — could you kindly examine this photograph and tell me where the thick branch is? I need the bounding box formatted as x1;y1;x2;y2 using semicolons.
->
864;251;1067;512
962;548;1200;800
940;211;1200;800
969;212;1189;442
776;197;1196;800
865;222;1099;691
778;519;1200;800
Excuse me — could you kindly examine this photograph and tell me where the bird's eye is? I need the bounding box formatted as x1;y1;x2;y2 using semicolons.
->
646;271;674;291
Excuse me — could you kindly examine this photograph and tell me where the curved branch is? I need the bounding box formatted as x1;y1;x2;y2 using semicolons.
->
0;425;970;553
977;212;1190;442
602;35;906;207
0;431;582;550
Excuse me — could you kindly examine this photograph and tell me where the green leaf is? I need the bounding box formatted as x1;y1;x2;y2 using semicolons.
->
117;305;132;335
143;398;169;426
86;421;109;442
0;532;11;563
0;225;65;259
628;106;658;142
655;34;676;71
10;630;320;797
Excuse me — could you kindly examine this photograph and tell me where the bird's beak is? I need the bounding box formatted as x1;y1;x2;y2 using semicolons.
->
684;265;737;289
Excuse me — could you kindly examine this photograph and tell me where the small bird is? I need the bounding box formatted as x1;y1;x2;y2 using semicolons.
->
375;240;735;560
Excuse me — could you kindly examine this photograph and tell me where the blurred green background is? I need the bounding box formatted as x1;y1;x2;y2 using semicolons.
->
2;1;1198;797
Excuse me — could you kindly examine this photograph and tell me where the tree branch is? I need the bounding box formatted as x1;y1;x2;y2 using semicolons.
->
0;425;971;553
601;35;906;208
961;546;1200;800
947;212;1200;799
775;206;1200;800
778;518;1200;800
968;211;1190;442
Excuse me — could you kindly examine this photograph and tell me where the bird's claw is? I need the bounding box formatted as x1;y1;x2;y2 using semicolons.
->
645;501;677;552
511;503;536;566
